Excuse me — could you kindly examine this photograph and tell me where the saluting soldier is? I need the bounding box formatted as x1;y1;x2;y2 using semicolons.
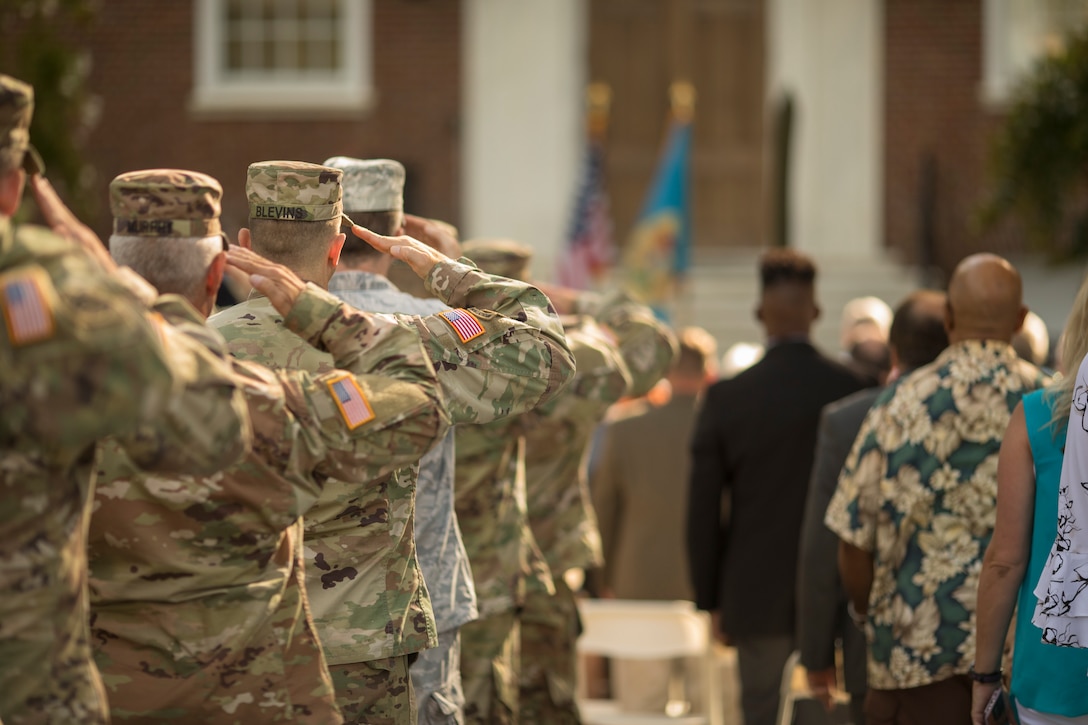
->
453;240;556;725
0;77;250;724
323;157;480;725
88;169;452;724
518;280;678;724
210;160;575;725
457;240;678;723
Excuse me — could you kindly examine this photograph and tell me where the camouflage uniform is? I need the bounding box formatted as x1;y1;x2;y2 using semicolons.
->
453;240;556;725
459;237;670;722
89;169;449;724
325;156;477;725
517;293;678;724
454;423;553;725
0;79;249;725
211;162;575;725
92;288;447;724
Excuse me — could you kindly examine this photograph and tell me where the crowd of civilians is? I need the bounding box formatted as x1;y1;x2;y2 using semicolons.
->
589;248;1088;725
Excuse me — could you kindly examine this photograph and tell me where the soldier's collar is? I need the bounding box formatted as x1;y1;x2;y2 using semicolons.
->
328;269;394;292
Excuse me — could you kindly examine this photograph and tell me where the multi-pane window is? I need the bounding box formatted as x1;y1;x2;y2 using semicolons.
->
192;0;372;113
224;0;340;74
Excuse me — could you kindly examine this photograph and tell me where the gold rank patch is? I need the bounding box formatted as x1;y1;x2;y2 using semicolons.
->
1;268;55;346
438;308;485;343
327;374;375;429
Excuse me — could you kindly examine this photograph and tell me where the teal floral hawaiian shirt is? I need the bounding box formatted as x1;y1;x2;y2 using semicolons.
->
825;339;1048;689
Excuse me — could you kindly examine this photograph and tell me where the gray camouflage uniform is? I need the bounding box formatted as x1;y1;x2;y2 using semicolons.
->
329;269;478;724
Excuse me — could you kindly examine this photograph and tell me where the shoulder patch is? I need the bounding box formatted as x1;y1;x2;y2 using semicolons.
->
327;374;375;429
1;268;55;346
438;308;485;343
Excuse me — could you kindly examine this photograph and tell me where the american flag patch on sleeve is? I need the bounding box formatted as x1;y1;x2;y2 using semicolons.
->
1;270;55;346
327;374;375;429
438;308;485;343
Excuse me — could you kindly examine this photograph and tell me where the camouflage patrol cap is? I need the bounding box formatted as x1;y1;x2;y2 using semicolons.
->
0;74;43;175
323;157;405;212
246;160;346;223
461;239;533;281
110;169;224;238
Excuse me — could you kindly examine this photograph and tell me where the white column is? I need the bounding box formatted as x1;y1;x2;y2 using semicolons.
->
766;0;883;258
462;0;586;280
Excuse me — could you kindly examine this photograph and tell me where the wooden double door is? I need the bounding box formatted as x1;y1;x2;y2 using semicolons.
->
590;0;767;250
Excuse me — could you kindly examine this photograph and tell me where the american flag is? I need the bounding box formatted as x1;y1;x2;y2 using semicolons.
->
557;139;615;289
439;308;485;343
328;376;374;429
2;275;53;345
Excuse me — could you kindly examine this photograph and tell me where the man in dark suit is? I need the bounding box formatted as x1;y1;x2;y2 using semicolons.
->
798;290;949;724
687;249;870;725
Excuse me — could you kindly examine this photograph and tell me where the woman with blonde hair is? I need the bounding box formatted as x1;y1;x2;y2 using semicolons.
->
972;278;1088;724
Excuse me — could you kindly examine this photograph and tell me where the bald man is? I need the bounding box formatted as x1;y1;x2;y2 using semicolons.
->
826;254;1049;725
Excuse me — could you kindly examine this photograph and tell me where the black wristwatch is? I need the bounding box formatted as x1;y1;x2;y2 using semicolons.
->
968;665;1002;683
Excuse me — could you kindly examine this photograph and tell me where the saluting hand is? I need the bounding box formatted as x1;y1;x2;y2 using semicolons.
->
225;247;306;316
403;214;461;258
30;175;117;273
351;225;447;280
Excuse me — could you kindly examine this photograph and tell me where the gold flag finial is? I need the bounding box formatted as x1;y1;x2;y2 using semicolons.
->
670;80;696;123
587;82;612;139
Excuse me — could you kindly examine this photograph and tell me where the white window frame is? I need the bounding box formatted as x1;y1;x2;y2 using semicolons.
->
191;0;373;114
982;0;1088;106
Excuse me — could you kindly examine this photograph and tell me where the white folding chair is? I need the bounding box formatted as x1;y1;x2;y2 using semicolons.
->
776;649;853;725
776;650;807;725
576;599;725;725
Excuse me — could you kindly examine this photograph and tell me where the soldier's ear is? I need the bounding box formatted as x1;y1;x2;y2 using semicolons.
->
201;252;227;317
237;228;252;249
328;233;346;267
205;252;226;297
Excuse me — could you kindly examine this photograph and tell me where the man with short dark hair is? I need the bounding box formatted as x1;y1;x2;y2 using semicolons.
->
687;248;869;725
798;290;949;724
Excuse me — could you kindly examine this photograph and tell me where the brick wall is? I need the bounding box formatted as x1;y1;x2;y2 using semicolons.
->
5;0;462;239
884;0;1020;275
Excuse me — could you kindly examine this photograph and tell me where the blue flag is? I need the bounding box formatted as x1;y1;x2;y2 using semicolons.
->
621;118;692;308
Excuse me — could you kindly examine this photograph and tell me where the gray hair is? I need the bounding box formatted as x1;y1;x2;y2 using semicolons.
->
108;234;223;300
